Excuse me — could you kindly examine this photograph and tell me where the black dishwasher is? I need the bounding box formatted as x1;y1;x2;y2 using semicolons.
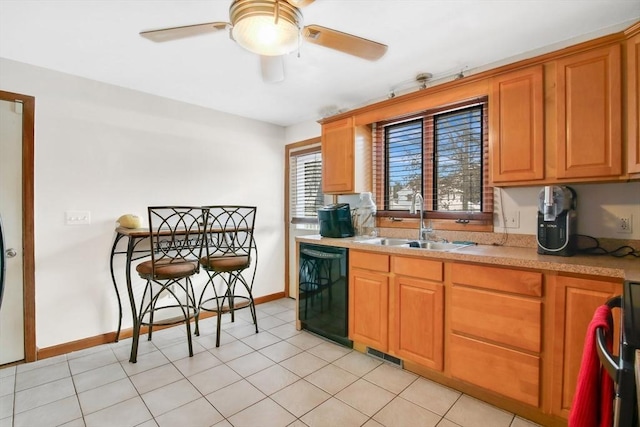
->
298;243;352;348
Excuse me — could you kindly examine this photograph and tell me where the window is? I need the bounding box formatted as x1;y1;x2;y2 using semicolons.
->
374;98;492;222
289;146;323;224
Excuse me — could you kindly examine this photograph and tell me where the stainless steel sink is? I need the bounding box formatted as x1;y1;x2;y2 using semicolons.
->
359;238;473;251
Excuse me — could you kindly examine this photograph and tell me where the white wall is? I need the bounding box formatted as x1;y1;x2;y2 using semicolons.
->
1;58;286;349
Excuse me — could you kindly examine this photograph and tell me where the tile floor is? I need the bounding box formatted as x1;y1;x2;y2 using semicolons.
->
0;298;543;427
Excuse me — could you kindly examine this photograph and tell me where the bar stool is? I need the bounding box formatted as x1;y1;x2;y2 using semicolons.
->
130;206;205;362
195;206;258;347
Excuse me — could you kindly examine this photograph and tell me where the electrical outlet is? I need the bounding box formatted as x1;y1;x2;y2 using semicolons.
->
616;214;633;234
504;211;520;229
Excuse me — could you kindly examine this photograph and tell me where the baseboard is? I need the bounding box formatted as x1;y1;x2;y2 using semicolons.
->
36;292;288;361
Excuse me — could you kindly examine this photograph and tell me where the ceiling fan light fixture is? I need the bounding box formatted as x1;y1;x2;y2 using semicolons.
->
230;0;302;56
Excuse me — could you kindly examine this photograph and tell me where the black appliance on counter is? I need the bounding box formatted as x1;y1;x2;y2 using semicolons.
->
318;203;354;238
536;185;577;256
298;243;352;348
597;280;640;427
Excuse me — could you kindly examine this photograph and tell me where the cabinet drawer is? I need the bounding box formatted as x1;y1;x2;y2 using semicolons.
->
450;334;540;407
351;250;390;272
451;286;541;353
451;264;542;297
392;256;443;282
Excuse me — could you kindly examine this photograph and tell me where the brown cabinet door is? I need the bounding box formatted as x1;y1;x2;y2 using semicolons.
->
389;275;444;370
555;44;622;179
322;118;354;193
627;32;640;174
549;275;621;418
348;267;389;351
490;65;544;183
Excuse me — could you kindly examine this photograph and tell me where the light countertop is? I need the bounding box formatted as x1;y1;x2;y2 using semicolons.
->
296;234;640;282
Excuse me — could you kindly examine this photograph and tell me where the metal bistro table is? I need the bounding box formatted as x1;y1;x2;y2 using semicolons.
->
109;227;154;356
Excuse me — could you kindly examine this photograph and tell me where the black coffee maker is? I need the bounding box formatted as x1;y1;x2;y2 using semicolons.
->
536;186;577;256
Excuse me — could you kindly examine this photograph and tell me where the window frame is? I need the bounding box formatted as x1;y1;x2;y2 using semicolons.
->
289;144;324;225
373;98;492;224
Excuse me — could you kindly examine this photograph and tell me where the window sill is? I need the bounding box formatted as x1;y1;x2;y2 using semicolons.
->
376;217;493;233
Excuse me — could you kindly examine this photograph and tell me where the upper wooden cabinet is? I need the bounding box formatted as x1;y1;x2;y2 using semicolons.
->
489;65;545;183
555;44;622;179
321;117;372;194
627;27;640;175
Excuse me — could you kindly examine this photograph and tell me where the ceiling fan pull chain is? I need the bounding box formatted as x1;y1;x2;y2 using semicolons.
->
274;0;280;25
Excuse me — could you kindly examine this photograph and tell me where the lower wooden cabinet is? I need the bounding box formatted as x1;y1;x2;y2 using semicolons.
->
389;257;444;370
548;275;622;418
348;250;389;350
448;263;543;407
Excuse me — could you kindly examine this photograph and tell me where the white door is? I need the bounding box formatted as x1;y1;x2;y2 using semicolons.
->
0;98;25;364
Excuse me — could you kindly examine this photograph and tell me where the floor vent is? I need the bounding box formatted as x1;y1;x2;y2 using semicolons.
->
366;347;403;367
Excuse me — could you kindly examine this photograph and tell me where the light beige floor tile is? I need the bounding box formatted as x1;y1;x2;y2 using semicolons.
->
306;341;351;363
242;331;282;350
141;378;201;417
83;396;152;427
112;339;157;362
59;417;86;427
305;364;358;395
0;394;13;419
72;362;127;393
15;360;70;391
333;351;383;377
134;420;158;427
279;352;329;377
268;322;303;340
400;377;461;416
68;349;118;375
273;310;297;323
15;354;66;373
205;379;266;418
228;398;296;427
275;298;296;309
246;364;301;395
194;331;237;350
257;315;287;330
129;363;183;395
172;351;221;377
120;350;170;376
188;363;242;395
363;420;385;427
271;379;331;417
373;396;441;427
13;395;81;427
335;378;396;416
300;397;369;427
78;377;138;415
260;341;303;362
212;420;233;427
258;303;290;316
286;332;326;350
154;397;224;427
227;351;275;377
14;377;76;413
0;373;15;397
224;322;261;340
510;416;541;427
445;395;514;427
158;339;207;361
287;420;310;427
437;419;462;427
0;366;16;378
207;340;254;363
363;363;418;394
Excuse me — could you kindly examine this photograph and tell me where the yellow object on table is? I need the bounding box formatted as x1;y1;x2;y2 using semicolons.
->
117;214;141;229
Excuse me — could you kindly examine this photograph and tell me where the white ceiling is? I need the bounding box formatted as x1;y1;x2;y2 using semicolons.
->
1;1;639;127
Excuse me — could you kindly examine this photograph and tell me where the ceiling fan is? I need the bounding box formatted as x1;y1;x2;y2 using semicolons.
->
139;0;388;83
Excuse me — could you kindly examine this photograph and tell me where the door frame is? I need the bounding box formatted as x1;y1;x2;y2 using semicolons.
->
0;90;36;363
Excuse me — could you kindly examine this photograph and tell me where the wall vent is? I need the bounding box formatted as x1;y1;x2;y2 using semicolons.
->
366;347;403;368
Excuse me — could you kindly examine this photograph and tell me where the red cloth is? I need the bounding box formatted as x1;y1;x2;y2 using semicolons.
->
569;304;615;427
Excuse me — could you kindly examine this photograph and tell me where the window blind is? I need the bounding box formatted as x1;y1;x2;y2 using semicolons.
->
384;119;423;211
289;147;323;224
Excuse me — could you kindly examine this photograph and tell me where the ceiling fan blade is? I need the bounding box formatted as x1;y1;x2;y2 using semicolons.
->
140;22;229;42
285;0;315;7
260;55;285;83
303;25;387;61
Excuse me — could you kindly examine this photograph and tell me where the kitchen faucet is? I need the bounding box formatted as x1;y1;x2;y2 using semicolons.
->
410;191;434;241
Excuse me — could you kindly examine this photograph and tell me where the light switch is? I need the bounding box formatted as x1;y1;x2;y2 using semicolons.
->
65;210;91;225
